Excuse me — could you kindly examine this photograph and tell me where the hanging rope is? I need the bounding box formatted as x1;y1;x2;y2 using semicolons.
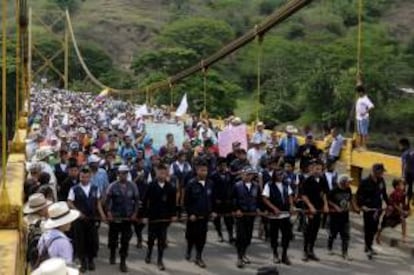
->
168;78;174;108
201;60;208;117
255;25;264;122
146;87;149;106
356;0;363;85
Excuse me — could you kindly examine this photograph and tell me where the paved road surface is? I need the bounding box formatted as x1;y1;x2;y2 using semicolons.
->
81;220;414;275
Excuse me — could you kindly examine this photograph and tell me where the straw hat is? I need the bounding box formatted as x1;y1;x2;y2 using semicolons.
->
118;164;130;172
232;117;242;125
87;154;101;164
23;193;52;215
44;202;80;230
31;258;79;275
33;147;54;162
285;125;298;134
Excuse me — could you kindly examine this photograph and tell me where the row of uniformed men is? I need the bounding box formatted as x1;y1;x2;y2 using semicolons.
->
25;158;359;273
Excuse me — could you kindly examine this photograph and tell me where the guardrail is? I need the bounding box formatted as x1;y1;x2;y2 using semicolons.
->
0;113;28;275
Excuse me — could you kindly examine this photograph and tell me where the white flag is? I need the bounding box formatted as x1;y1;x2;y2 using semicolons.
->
135;104;148;118
175;93;188;117
62;113;69;126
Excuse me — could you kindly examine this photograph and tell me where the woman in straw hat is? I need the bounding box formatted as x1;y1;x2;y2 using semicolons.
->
31;258;78;275
36;202;80;265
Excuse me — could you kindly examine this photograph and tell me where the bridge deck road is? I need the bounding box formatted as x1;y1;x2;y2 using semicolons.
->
84;219;414;275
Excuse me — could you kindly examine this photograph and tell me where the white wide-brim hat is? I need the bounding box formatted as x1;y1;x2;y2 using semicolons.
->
285;125;298;134
23;193;53;215
31;258;79;275
44;202;80;230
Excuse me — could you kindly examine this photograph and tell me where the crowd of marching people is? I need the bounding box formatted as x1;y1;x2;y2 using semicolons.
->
24;87;412;274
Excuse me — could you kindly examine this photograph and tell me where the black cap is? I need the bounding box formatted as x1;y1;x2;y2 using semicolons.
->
373;163;386;172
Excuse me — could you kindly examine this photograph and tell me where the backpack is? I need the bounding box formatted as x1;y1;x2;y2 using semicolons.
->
31;234;63;269
26;220;43;267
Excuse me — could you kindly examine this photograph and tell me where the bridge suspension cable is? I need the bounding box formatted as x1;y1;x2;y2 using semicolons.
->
61;0;313;99
129;0;314;95
65;10;136;94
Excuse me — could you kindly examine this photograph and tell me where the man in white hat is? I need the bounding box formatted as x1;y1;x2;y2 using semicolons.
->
24;193;52;228
88;154;110;198
67;166;107;272
31;258;79;275
106;165;140;272
279;125;299;167
37;202;80;265
251;121;270;145
25;193;53;268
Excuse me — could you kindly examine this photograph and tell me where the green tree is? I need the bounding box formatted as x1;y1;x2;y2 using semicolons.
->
131;47;198;77
158;18;235;57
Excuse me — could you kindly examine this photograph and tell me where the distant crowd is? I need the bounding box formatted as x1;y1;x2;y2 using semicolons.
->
24;87;413;274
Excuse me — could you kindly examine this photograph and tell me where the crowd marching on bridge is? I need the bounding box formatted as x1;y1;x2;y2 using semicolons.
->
23;86;413;274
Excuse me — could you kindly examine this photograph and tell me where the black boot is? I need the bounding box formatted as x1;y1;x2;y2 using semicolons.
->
88;258;96;271
80;258;88;273
158;249;165;271
120;257;128;273
110;248;116;265
282;249;291;266
137;236;143;249
185;243;193;261
145;247;152;264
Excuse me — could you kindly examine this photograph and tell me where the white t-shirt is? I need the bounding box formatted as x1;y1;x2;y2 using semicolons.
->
262;182;293;219
68;183;101;201
247;148;265;169
356;95;374;120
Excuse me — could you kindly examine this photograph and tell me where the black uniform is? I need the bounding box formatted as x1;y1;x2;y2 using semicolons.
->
301;175;328;256
106;181;139;265
356;176;388;253
58;177;79;202
143;180;176;264
264;182;293;260
54;163;68;188
328;186;352;255
232;181;260;260
69;183;100;269
184;177;214;261
133;169;148;247
210;170;234;242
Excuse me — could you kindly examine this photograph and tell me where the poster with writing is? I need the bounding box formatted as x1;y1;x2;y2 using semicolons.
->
145;122;186;149
218;125;248;157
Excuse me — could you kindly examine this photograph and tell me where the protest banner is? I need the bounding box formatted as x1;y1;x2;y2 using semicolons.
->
218;125;248;157
145;122;186;149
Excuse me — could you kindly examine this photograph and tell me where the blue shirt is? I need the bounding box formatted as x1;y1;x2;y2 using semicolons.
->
279;136;299;157
37;229;73;264
91;168;109;196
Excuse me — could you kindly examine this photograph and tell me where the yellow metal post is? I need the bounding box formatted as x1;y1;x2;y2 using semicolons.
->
2;0;8;186
64;13;69;90
15;0;21;117
28;7;32;114
256;35;263;122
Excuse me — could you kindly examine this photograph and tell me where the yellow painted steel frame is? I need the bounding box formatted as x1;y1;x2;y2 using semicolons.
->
29;8;69;89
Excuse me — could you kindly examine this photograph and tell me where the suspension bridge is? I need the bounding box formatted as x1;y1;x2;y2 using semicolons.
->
0;0;410;274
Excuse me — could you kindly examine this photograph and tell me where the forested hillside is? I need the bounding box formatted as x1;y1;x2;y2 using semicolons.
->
2;0;414;139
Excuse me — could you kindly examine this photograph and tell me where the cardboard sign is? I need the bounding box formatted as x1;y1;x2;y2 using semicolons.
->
218;125;248;157
145;122;186;149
